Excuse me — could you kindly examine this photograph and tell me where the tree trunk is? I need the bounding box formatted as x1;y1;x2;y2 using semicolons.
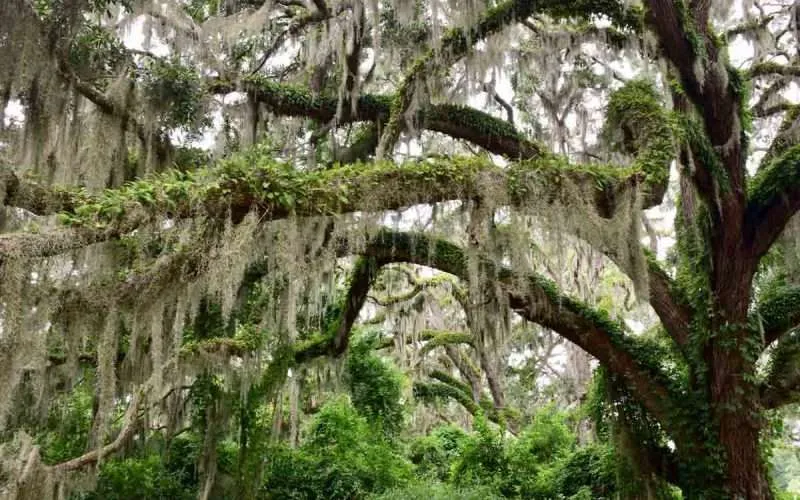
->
717;419;772;499
712;351;772;500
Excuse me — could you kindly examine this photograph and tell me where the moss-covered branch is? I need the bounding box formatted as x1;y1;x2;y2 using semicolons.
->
376;329;473;351
375;0;543;158
359;229;680;431
745;144;800;260
759;104;800;167
645;252;693;349
747;62;800;79
754;284;800;346
0;167;81;215
369;273;458;306
413;377;511;428
761;330;800;409
208;77;544;160
0;151;662;262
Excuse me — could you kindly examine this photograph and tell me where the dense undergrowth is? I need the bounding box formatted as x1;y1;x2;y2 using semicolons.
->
31;331;791;500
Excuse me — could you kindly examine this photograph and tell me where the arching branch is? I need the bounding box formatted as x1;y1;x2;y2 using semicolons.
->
0;152;662;263
360;230;679;430
209;77;545;160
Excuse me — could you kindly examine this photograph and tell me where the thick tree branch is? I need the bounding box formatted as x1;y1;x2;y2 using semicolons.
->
725;14;775;39
0;152;663;262
645;254;693;349
644;0;745;207
360;230;678;429
745;144;800;260
210;77;545;160
414;368;515;429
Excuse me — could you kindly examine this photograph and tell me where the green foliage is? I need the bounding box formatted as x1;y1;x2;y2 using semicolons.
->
37;377;94;464
78;454;194;500
442;408;627;499
345;333;406;437
141;58;210;133
370;480;503;500
262;397;413;499
749;144;800;213
450;414;508;490
603;79;676;187
408;425;469;481
69;23;130;84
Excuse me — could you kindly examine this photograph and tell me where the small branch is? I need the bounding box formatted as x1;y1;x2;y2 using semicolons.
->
482;82;514;125
249;10;330;75
760;104;800;167
52;388;144;473
724;14;775;39
748;62;800;79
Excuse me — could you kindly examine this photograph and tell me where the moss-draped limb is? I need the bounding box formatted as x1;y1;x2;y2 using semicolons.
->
643;1;745;186
375;0;543;158
759;104;800;167
0;152;663;263
208;77;544;160
413;376;511;428
0;167;82;215
359;229;681;432
418;332;476;358
413;380;482;418
754;284;800;347
369;272;458;306
376;329;473;351
745;144;800;260
747;62;800;79
15;0;173;163
760;330;800;409
375;0;643;158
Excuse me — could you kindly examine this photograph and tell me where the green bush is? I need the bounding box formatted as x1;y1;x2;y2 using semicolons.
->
370;480;503;500
408;424;469;481
345;333;406;437
79;454;194;500
262;397;412;499
450;415;507;491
